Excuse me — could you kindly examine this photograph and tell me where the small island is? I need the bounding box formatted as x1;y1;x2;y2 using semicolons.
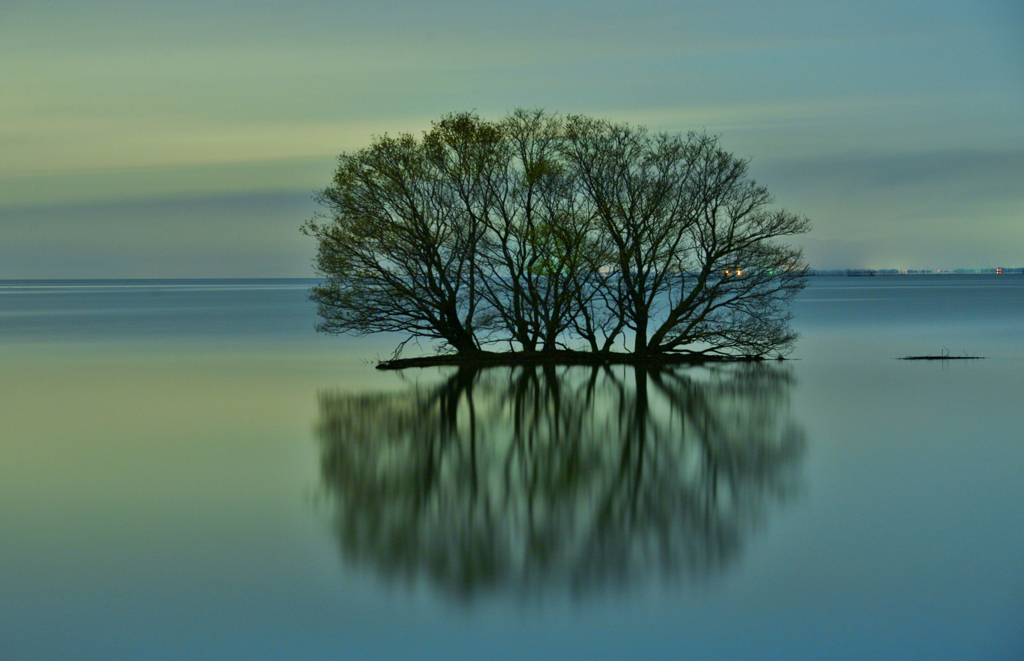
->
376;349;774;371
900;349;984;361
303;110;810;366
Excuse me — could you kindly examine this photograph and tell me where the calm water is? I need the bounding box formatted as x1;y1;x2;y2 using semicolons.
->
1;277;1022;660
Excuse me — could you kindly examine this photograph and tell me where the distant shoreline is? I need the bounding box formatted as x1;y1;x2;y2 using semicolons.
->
807;268;1023;276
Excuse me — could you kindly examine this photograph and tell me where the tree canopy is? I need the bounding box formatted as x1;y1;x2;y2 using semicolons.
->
302;109;810;360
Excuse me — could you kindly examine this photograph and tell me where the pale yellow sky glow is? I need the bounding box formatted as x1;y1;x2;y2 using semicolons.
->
1;0;1021;275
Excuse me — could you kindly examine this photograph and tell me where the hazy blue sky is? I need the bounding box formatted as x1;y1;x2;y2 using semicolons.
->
2;0;1021;276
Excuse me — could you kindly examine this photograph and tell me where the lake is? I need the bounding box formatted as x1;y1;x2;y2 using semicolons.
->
1;276;1022;660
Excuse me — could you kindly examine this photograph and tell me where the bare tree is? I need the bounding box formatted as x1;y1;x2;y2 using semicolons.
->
477;109;607;352
647;135;810;356
304;110;810;360
561;116;703;353
302;124;489;355
562;119;810;357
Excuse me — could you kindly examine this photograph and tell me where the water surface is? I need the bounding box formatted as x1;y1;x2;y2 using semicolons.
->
1;276;1021;659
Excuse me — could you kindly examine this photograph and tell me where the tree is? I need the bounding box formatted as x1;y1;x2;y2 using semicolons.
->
304;110;810;359
560;116;703;353
475;109;607;353
561;117;809;356
302;124;489;355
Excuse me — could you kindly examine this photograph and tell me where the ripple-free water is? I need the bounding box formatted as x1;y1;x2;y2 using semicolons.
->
1;276;1021;660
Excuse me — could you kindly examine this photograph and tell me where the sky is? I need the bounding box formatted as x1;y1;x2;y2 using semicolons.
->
1;0;1021;277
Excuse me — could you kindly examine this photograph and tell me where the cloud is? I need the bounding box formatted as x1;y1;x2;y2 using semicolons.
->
760;147;1024;192
0;191;319;278
755;147;1024;268
0;156;338;207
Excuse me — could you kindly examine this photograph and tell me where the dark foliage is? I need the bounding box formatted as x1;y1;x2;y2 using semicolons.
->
303;110;810;358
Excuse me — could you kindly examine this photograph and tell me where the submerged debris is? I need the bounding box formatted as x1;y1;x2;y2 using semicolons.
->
900;347;984;361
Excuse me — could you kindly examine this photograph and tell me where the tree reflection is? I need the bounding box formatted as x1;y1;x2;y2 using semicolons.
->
316;364;805;598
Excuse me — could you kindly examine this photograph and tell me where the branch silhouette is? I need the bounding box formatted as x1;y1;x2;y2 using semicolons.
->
316;364;805;598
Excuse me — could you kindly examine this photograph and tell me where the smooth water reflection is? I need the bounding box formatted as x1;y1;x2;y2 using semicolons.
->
316;364;805;598
3;278;1021;659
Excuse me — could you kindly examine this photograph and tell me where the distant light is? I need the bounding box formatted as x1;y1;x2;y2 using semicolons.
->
737;269;743;276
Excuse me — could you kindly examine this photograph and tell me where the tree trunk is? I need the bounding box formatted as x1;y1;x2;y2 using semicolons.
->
442;323;480;354
633;312;649;355
453;332;481;354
